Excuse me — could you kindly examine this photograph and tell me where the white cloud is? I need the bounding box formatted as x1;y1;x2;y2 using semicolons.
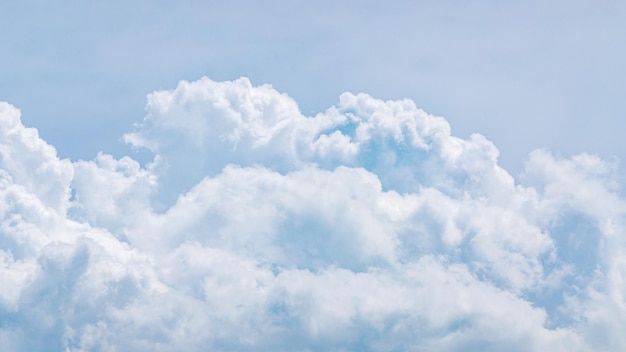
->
0;77;625;350
0;103;73;212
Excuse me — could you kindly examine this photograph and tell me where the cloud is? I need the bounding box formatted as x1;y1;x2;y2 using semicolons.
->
0;78;625;350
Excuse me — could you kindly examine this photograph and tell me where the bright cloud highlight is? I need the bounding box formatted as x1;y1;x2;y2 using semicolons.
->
1;77;625;351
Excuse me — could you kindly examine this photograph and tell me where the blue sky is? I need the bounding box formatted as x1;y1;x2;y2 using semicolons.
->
2;0;626;173
1;1;626;351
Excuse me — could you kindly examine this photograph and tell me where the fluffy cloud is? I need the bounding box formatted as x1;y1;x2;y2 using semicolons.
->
0;78;625;350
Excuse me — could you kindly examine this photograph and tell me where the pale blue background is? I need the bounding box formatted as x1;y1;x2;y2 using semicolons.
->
1;0;625;174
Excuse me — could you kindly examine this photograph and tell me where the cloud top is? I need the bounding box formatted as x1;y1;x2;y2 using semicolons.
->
0;78;625;351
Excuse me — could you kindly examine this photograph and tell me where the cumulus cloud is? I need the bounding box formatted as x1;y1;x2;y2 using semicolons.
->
0;78;625;350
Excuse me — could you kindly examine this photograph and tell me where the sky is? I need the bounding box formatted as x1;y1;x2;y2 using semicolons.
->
1;1;626;351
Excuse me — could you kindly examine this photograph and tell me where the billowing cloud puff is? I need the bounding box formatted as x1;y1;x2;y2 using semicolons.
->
0;78;625;351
